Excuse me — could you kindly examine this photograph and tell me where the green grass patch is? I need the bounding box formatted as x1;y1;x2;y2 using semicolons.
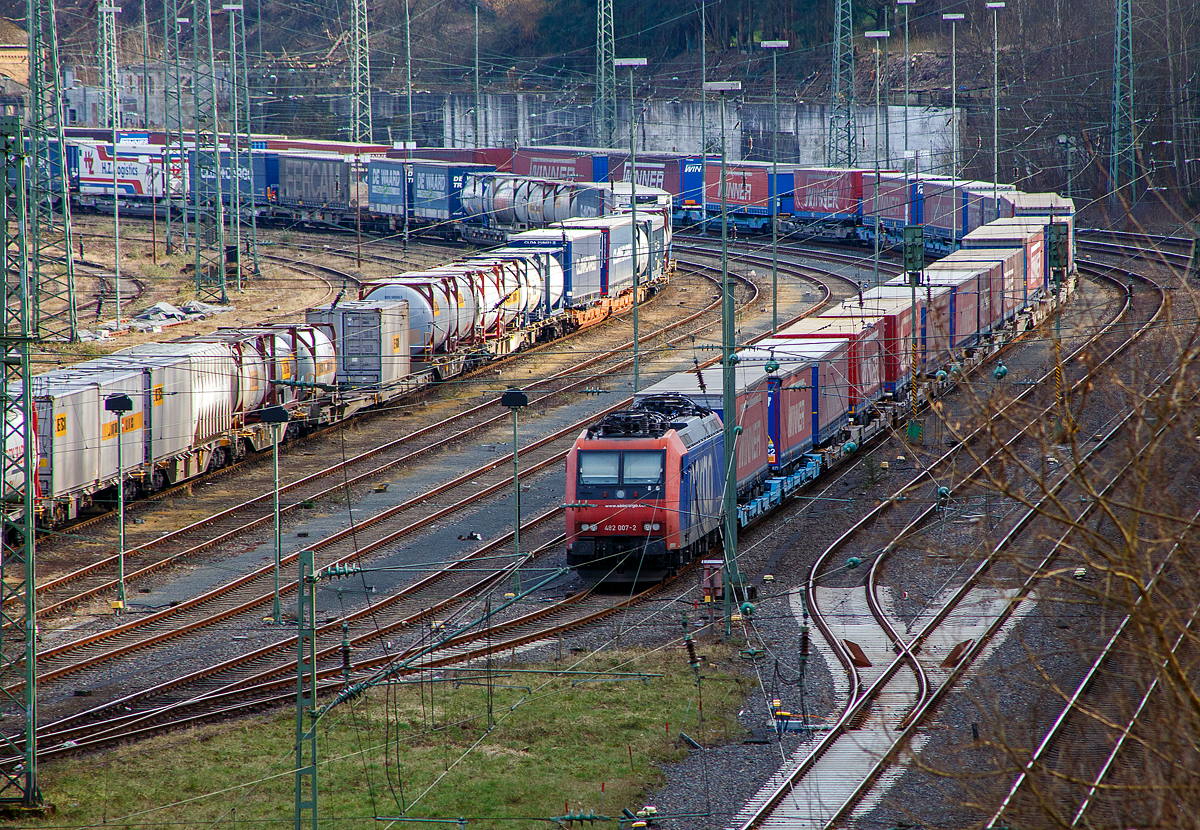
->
18;647;748;829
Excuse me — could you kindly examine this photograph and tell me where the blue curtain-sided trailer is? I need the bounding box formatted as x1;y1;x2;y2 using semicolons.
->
408;161;496;236
366;158;408;216
186;149;275;206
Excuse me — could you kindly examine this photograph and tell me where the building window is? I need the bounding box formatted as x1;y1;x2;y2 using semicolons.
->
68;108;77;123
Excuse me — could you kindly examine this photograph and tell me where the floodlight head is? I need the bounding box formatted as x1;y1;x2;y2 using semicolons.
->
865;30;890;38
942;12;964;19
897;0;915;5
985;2;1004;8
614;58;648;68
105;393;133;414
261;405;291;424
760;40;789;49
703;81;741;93
501;389;529;409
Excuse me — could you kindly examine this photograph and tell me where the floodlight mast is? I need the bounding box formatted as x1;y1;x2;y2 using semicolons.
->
865;30;890;288
703;78;743;635
615;58;647;391
761;40;788;334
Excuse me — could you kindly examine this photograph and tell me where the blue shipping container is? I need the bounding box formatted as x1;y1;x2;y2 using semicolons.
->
187;149;272;203
411;161;495;222
505;228;604;305
367;159;407;216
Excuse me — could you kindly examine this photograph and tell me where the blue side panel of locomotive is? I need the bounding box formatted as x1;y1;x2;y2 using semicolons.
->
678;432;724;541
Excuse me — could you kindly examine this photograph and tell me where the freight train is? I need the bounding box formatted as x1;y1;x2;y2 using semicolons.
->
58;135;674;241
565;205;1076;582
53;133;1074;259
12;208;670;528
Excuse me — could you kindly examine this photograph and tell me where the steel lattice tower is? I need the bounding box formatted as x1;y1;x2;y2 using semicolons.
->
27;0;78;342
98;3;118;128
0;116;41;811
192;0;227;302
595;0;615;147
827;0;856;166
350;0;372;142
1108;0;1135;203
164;0;188;254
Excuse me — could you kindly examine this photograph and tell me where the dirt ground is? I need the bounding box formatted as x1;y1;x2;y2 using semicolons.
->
40;215;457;368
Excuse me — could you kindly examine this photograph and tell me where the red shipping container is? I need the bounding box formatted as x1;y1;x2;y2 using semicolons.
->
473;148;515;172
817;294;919;393
736;345;820;462
388;147;476;163
771;317;886;415
962;223;1045;308
791;168;864;218
752;336;852;443
923;262;997;341
512;148;597;181
897;269;984;349
704;162;771;214
921;178;961;240
934;248;1021;324
733;375;772;487
267;139;389;156
862;172;914;227
608;155;682;194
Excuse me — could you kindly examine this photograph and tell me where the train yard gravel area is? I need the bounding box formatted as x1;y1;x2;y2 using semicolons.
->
22;227;1177;829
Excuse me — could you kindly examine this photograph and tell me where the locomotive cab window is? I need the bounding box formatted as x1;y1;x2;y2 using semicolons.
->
578;451;620;485
623;451;664;485
578;450;664;487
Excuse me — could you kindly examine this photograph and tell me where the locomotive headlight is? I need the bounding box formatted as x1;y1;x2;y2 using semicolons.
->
652;523;661;530
643;523;652;531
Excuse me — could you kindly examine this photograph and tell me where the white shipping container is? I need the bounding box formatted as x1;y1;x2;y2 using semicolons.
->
32;376;101;499
75;142;169;198
32;366;144;496
112;341;238;459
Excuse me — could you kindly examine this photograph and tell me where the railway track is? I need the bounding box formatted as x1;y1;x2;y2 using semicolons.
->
729;246;1179;828
1;229;922;776
26;233;869;610
4;244;871;760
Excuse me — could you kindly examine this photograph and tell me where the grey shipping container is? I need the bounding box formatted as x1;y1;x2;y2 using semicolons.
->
306;301;411;389
31;366;144;499
109;341;237;462
559;216;636;297
278;154;351;209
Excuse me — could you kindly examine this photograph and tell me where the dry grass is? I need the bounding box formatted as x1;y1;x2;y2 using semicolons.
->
21;646;748;828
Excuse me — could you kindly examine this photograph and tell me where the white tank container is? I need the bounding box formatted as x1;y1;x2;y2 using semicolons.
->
364;273;478;356
475;248;565;312
273;325;337;399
